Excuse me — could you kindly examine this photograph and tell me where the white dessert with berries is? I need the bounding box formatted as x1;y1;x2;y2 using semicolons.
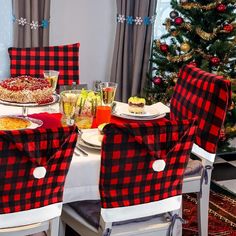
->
0;76;53;104
128;96;146;114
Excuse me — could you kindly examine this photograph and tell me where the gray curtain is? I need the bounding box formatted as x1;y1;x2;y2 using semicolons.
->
12;0;50;48
111;0;157;102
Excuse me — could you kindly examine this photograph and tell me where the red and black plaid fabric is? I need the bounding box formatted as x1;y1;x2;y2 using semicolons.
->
170;64;231;153
8;42;80;86
0;126;78;214
99;119;197;208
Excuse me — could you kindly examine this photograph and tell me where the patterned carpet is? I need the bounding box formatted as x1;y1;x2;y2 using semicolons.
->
183;187;236;235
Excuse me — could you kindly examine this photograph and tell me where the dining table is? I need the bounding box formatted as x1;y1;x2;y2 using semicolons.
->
0;100;170;204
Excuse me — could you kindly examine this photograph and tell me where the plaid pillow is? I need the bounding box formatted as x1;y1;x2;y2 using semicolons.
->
0;126;78;214
170;64;231;153
99;119;197;208
8;42;80;87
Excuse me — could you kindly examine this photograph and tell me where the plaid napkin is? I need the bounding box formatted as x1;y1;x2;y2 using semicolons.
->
99;119;197;208
0;126;78;214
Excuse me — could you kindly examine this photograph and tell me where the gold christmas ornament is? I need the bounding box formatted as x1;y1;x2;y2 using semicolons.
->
155;40;161;48
180;42;191;52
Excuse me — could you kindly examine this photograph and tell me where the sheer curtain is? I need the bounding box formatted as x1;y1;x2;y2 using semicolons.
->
0;0;13;80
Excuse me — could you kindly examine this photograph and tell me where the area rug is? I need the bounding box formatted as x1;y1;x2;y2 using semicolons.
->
183;190;236;235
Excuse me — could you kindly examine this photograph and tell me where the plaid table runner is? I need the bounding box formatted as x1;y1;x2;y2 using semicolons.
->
100;119;197;208
0;126;78;214
170;64;231;153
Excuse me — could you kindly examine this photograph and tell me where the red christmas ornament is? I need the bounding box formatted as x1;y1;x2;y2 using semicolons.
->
153;76;163;85
174;17;184;25
216;4;226;12
210;56;220;66
223;24;234;33
188;61;197;67
160;43;169;53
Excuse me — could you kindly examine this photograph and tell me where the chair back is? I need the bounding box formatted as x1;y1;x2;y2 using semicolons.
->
99;119;197;223
8;42;80;87
170;64;231;156
0;126;78;227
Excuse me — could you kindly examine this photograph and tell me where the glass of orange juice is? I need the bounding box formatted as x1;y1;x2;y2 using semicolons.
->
95;105;111;126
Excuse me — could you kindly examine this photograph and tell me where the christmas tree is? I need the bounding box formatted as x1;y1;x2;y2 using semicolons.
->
145;0;236;104
144;0;236;147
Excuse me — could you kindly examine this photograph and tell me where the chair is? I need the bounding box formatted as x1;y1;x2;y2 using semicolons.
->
170;64;231;236
8;42;80;87
60;119;197;236
0;126;78;236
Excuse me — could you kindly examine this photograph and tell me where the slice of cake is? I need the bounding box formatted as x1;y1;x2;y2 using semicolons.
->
128;96;146;114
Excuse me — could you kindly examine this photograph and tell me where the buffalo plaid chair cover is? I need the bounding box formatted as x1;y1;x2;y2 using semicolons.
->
0;126;78;215
8;42;80;87
170;64;231;154
100;119;197;210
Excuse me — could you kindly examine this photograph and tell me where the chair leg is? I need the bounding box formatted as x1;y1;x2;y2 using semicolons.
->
48;217;60;236
197;180;211;236
59;218;66;236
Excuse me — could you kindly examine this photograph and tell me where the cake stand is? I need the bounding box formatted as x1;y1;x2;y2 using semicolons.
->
0;94;60;117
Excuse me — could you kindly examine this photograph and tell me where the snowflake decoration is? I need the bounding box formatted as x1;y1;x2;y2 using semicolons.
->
18;17;27;26
117;14;125;23
150;15;156;24
134;17;143;25
127;16;133;25
30;21;38;29
143;16;150;25
42;19;49;28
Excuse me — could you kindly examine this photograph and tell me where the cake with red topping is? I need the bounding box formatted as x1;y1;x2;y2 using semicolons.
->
0;76;53;104
128;96;146;114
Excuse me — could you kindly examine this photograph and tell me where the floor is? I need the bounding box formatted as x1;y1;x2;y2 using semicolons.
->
212;153;236;195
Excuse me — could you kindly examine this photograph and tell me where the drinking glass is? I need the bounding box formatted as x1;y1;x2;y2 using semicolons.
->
95;82;117;126
43;70;60;92
99;82;118;106
60;90;80;126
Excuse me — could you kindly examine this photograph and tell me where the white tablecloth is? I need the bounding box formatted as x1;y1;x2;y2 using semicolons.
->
0;101;170;204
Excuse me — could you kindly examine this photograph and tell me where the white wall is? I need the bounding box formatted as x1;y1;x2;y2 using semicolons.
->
50;0;117;89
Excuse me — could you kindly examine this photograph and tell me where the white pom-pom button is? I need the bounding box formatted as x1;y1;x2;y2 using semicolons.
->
152;160;166;172
33;166;47;179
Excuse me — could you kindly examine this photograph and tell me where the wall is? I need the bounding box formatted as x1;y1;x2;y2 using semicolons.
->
50;0;117;89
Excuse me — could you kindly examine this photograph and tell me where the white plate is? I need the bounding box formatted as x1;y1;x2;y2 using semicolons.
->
78;139;101;150
113;102;167;120
0;116;43;131
81;131;102;148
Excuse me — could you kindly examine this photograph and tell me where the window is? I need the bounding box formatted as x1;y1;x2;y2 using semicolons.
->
0;0;13;79
154;0;171;39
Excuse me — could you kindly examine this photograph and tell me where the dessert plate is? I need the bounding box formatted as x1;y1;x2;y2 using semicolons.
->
81;131;102;148
113;103;167;120
0;115;43;131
